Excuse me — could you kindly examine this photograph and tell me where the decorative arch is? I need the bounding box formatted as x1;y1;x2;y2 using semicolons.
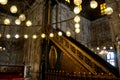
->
49;45;58;68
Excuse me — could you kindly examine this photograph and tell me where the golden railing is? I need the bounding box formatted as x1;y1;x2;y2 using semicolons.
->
45;70;117;80
48;28;118;79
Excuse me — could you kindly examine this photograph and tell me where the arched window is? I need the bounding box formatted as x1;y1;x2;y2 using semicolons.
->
107;52;116;66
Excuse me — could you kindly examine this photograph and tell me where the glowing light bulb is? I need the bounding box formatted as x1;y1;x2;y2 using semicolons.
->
75;23;80;28
6;34;11;39
103;46;106;49
58;31;62;36
0;33;2;38
66;31;71;37
32;35;37;39
75;28;80;33
19;14;26;21
24;34;28;39
3;47;6;50
74;15;80;23
90;0;98;9
0;46;2;50
0;0;8;5
15;34;20;39
41;33;46;38
26;20;32;27
106;7;113;15
4;18;10;25
15;19;21;25
49;33;54;37
74;0;82;6
74;7;81;14
10;5;18;13
97;47;100;50
110;46;113;49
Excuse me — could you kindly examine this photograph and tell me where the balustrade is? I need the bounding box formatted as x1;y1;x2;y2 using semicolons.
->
48;28;118;78
45;70;116;80
49;29;106;73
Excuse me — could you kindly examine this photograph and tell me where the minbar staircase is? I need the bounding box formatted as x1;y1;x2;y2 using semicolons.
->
46;28;119;79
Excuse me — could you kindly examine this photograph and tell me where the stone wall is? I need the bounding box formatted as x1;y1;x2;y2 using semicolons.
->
116;0;120;10
52;3;75;36
0;13;24;65
76;16;91;46
90;17;112;49
105;0;120;41
52;3;91;46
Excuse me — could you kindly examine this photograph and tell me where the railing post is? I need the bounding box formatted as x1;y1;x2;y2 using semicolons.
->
61;70;65;80
58;70;62;80
66;72;70;80
88;72;92;80
73;72;76;80
78;72;81;79
100;73;104;79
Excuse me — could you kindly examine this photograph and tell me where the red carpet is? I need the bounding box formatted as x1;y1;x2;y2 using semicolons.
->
0;74;24;80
